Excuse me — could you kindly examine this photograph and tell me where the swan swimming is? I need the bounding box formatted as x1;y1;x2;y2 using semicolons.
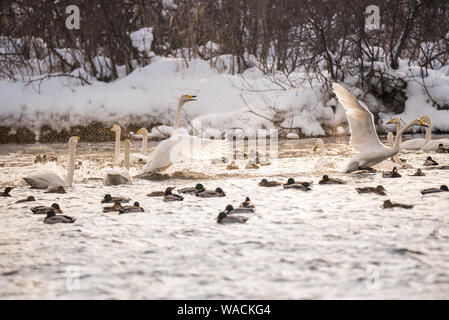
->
111;125;149;164
332;83;428;173
23;136;79;189
141;95;224;173
104;139;133;186
388;116;449;151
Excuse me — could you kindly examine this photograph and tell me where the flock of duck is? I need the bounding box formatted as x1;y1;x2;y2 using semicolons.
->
2;84;449;225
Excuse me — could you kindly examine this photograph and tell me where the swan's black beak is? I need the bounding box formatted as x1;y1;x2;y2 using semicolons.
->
386;119;395;124
188;95;197;101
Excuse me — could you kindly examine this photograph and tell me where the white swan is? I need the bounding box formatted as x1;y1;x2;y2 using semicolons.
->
387;131;403;165
141;95;224;173
388;115;449;151
23;136;80;189
112;125;148;164
333;83;428;173
104;139;133;186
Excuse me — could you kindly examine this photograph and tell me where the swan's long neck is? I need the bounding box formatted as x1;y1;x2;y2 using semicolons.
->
392;121;417;153
141;130;148;154
65;141;76;187
396;121;402;144
124;140;130;171
173;100;186;131
387;132;394;147
114;128;121;162
425;118;432;143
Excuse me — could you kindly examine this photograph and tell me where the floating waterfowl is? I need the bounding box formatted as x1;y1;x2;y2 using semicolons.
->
436;144;449;153
1;187;14;197
258;179;281;187
423;156;438;166
103;201;123;212
24;137;80;189
381;200;414;209
283;178;311;191
119;202;145;214
225;204;255;214
355;185;386;196
421;185;449;195
313;138;325;154
245;161;260;169
240;197;255;209
382;167;401;178
319;175;346;185
34;154;57;164
216;211;248;224
44;210;76;224
410;169;425;176
179;184;206;194
16;196;36;203
45;186;66;194
31;203;62;215
196;187;226;198
332;83;428;173
104;139;133;186
226;162;239;170
101;194;131;204
163;188;184;202
147;187;176;197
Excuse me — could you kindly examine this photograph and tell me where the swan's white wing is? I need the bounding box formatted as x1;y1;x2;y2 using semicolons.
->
23;171;66;189
103;167;133;186
333;83;385;153
401;138;426;150
142;134;226;172
422;139;449;151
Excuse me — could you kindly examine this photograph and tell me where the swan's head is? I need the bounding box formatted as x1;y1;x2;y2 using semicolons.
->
419;115;431;126
386;118;401;125
69;136;80;145
136;128;148;135
179;94;197;105
225;205;234;212
410;118;429;127
110;124;121;133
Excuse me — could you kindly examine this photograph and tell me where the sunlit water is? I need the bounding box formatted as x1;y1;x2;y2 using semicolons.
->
1;136;449;299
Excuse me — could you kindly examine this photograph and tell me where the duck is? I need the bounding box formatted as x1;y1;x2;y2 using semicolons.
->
101;194;131;204
410;169;425;176
31;203;62;215
44;210;76;224
216;211;248;224
103;201;123;212
245;162;260;169
226;161;239;170
283;178;311;191
258;179;281;187
436;144;449;153
34;154;57;164
1;187;14;197
45;186;66;194
382;167;401;178
16;196;36;203
381;200;414;209
240;197;255;209
163;188;184;202
196;187;226;198
179;183;206;194
423;156;438;166
147;187;176;197
225;204;255;214
119;202;145;214
421;185;449;195
319;175;346;185
355;185;386;196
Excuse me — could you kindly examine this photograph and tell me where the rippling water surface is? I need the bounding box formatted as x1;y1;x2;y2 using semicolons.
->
1;137;449;299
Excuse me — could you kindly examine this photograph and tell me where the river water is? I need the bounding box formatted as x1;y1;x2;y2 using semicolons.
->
0;136;448;299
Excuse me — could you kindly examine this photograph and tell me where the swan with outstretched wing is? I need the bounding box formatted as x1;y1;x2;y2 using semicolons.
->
333;83;428;172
